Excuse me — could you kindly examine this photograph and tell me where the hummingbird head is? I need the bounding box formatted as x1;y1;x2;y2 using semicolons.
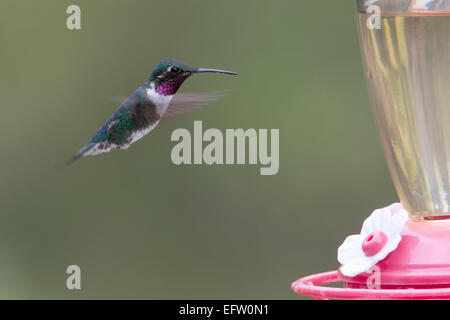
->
149;59;237;96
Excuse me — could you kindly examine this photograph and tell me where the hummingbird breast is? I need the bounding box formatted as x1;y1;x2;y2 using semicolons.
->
145;83;173;116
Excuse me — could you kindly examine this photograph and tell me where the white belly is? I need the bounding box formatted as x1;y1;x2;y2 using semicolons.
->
146;85;173;117
127;119;161;146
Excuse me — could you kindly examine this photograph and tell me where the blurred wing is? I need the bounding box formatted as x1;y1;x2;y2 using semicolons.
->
108;95;136;105
163;92;228;118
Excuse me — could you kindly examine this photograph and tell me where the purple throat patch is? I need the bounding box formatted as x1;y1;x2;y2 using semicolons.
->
156;78;185;96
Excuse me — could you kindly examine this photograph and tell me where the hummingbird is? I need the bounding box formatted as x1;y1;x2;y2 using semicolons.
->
66;59;237;164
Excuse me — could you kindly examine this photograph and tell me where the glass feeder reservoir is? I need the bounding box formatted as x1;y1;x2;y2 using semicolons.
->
291;0;450;299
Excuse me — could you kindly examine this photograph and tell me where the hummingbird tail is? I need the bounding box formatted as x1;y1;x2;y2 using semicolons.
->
65;142;96;166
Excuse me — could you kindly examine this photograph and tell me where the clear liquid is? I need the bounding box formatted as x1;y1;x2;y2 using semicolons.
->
357;12;450;218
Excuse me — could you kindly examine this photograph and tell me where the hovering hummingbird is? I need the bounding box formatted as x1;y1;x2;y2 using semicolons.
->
66;59;237;164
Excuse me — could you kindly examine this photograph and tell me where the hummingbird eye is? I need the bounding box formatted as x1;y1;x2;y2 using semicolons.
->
168;66;181;74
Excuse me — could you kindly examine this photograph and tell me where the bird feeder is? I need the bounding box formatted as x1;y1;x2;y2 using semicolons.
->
292;0;450;299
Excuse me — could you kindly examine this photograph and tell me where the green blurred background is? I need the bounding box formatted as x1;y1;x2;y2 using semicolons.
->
0;0;397;299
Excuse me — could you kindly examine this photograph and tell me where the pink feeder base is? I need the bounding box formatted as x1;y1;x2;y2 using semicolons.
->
291;219;450;299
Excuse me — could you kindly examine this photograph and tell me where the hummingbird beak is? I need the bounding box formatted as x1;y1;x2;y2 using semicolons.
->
195;68;237;76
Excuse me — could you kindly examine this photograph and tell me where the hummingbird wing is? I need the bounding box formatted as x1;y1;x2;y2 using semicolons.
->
162;92;228;118
66;90;161;165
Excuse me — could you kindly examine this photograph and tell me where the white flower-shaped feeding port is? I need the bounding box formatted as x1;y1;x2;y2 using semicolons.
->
338;203;409;277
